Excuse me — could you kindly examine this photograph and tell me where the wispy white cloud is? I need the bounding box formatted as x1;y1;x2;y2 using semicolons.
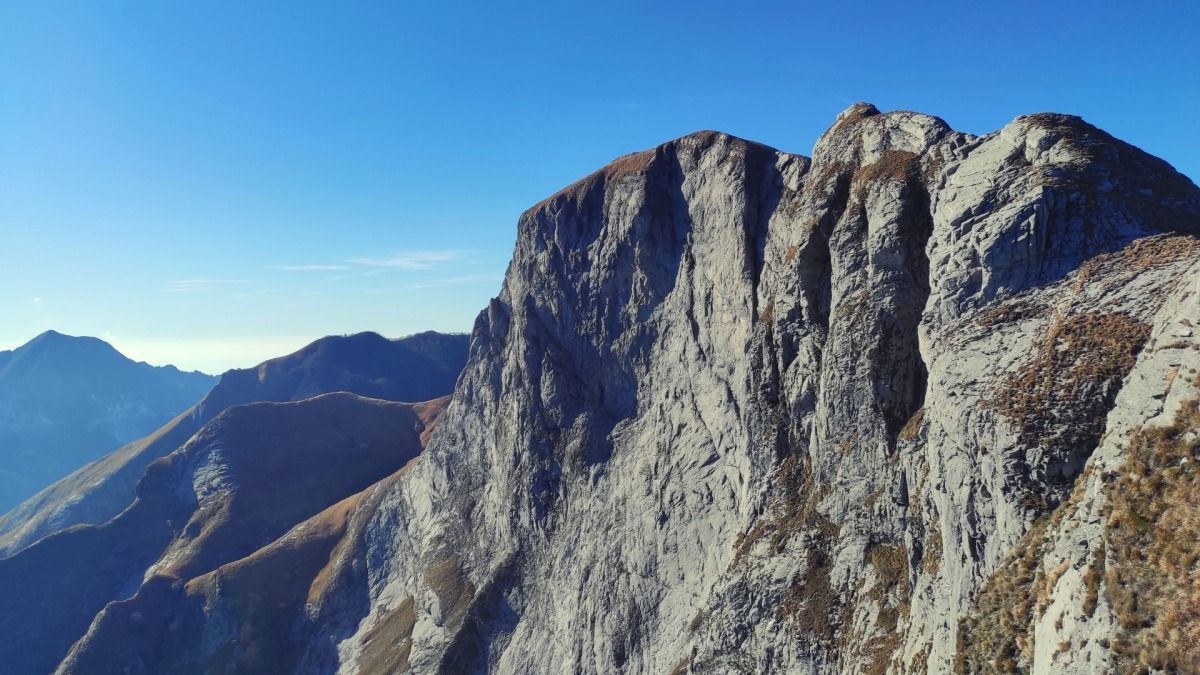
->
348;250;468;270
164;278;246;293
329;268;386;281
267;264;349;272
31;296;43;304
368;273;502;293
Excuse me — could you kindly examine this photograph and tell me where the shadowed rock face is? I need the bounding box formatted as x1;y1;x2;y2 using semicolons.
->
28;106;1200;674
0;330;216;511
0;331;468;558
0;392;446;675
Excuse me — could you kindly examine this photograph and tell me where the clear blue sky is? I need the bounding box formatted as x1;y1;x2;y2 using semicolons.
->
1;1;1196;373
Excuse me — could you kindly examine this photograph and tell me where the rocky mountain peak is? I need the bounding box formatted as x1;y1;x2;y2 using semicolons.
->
3;106;1198;674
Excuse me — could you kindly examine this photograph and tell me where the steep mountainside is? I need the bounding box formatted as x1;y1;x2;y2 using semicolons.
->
0;331;215;511
0;393;446;675
0;331;468;558
28;105;1200;674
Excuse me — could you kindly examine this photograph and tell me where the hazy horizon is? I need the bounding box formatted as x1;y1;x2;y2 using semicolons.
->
0;328;476;375
4;2;1197;372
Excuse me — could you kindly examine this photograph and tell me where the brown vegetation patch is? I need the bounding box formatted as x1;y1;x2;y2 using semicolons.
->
760;300;775;325
739;454;845;646
976;299;1044;328
1081;543;1104;618
922;527;943;576
526;147;656;215
737;454;838;560
777;536;840;645
425;557;475;629
909;642;932;674
860;542;911;675
827;103;880;136
1104;393;1200;673
360;596;417;674
986;311;1151;456
1020;115;1200;234
899;407;925;443
1075;235;1200;288
958;386;1200;673
954;506;1068;673
833;289;873;325
852;150;920;202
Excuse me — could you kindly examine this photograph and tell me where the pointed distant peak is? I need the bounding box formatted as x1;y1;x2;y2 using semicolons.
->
26;330;102;349
32;329;68;340
19;330;121;359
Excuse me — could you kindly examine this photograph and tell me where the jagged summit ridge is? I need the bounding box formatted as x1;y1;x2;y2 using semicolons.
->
13;105;1200;674
325;105;1195;673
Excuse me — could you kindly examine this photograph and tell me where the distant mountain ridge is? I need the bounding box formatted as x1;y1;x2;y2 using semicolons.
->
0;392;444;675
0;330;469;558
0;330;216;511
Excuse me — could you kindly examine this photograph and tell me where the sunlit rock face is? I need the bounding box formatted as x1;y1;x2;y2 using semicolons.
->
45;105;1200;674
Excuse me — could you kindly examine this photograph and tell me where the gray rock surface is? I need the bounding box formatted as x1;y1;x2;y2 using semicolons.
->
50;105;1200;673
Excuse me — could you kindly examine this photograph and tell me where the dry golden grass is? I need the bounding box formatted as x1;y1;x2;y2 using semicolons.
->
852;151;920;202
528;148;656;214
986;311;1151;456
899;407;925;443
760;300;775;325
1104;389;1200;673
922;528;943;576
976;299;1043;328
1076;234;1200;282
860;542;911;675
737;454;846;646
360;595;417;674
827;103;879;136
425;556;475;629
1081;543;1104;619
960;377;1200;674
954;507;1064;673
909;642;932;674
833;289;872;325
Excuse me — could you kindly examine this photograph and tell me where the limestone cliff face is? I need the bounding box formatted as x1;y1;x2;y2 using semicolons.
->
57;105;1200;674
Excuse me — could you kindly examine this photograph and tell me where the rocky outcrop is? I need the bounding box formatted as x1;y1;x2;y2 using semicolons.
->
39;105;1200;673
0;331;468;559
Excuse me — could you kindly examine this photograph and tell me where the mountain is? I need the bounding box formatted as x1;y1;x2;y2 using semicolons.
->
0;330;469;558
12;105;1200;674
0;330;216;511
0;392;446;675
